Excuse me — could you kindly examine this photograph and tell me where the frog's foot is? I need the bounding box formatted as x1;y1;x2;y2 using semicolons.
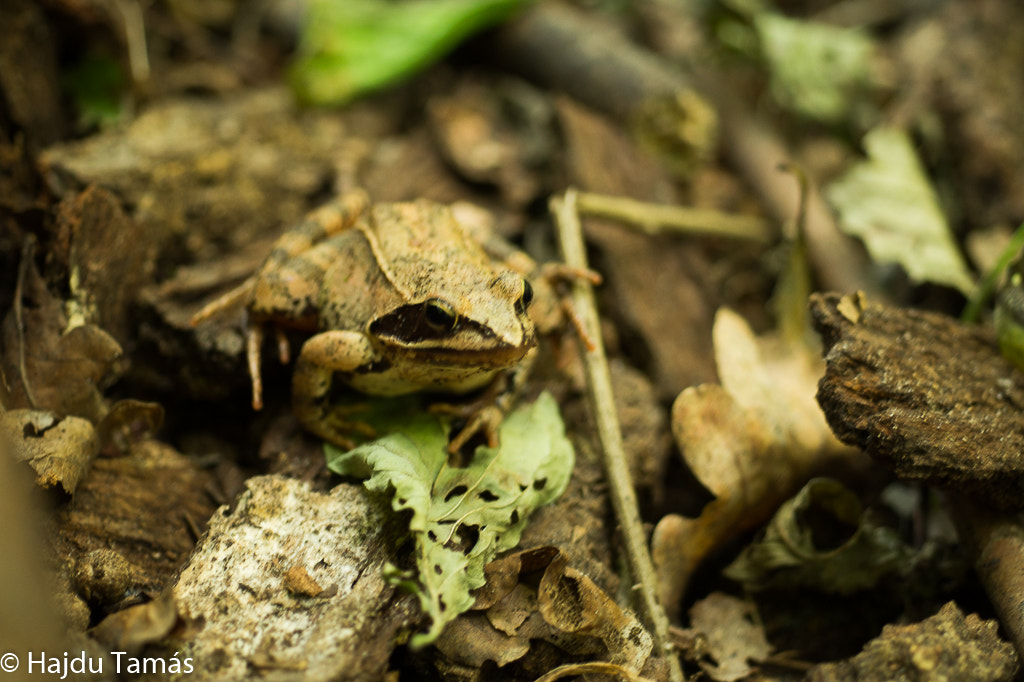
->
526;263;603;342
303;410;378;451
432;403;504;454
293;330;381;449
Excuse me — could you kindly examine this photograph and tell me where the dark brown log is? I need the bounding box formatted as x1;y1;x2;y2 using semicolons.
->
811;291;1024;510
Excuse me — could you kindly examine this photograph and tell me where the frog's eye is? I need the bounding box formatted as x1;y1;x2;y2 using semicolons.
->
520;279;534;309
424;298;458;331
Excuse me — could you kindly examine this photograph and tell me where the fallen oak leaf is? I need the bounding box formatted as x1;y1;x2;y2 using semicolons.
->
652;308;859;615
688;592;771;682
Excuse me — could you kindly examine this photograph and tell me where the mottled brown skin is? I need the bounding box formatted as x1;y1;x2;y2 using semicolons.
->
195;191;538;450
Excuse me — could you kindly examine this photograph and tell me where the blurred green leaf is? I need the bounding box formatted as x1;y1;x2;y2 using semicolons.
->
828;126;975;294
755;13;874;123
61;53;125;129
325;392;574;647
715;0;874;124
291;0;533;106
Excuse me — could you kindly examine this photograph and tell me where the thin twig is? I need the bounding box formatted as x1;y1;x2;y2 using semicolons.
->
110;0;150;88
531;661;654;682
15;234;39;410
551;189;685;682
576;191;771;241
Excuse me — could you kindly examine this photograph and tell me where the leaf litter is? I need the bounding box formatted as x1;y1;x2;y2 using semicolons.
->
8;0;1024;678
651;307;860;614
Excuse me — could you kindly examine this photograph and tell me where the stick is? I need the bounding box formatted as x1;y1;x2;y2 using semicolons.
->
551;189;685;682
576;191;771;242
953;498;1024;660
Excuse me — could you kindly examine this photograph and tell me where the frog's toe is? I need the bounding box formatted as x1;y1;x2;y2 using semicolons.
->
446;405;503;454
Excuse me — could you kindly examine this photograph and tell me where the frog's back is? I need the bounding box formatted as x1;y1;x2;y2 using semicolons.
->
369;201;491;269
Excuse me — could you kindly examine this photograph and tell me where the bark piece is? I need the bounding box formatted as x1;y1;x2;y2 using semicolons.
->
172;476;418;682
52;439;219;595
808;602;1017;682
811;292;1024;509
52;185;156;345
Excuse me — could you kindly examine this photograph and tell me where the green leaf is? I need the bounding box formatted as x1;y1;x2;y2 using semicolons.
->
828;126;976;295
754;13;874;123
325;392;574;647
291;0;533;106
715;0;874;124
61;53;125;129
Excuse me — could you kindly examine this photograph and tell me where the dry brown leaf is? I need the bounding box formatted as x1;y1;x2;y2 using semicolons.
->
2;409;99;495
0;258;122;422
435;546;652;673
688;592;771;682
283;565;324;598
652;308;858;615
538;552;652;673
427;79;550;207
89;591;180;653
434;614;532;669
53;185;156;345
96;399;165;456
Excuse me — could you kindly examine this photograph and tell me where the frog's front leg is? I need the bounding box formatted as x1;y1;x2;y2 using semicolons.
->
293;331;380;449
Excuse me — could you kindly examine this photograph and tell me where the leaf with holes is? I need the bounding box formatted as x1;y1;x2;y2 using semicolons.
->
325;391;574;648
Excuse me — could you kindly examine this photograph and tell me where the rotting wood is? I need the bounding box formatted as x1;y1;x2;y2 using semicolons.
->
811;291;1024;510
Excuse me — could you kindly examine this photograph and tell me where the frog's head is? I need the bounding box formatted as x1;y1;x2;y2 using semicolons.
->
368;269;536;369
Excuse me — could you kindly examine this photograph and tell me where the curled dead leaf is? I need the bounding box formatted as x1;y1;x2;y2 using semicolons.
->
723;478;914;594
2;409;99;495
436;546;653;674
89;591;180;653
539;552;653;672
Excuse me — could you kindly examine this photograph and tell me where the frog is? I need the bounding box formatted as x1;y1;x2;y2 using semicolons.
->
190;190;542;452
